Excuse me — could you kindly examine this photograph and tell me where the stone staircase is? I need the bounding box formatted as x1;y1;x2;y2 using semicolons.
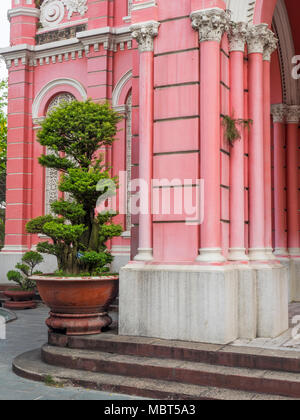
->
12;330;300;400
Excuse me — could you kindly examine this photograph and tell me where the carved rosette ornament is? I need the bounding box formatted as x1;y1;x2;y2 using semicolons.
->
247;23;269;54
271;104;286;124
190;8;230;43
263;29;278;61
130;21;160;53
40;0;88;28
228;21;248;52
286;105;300;124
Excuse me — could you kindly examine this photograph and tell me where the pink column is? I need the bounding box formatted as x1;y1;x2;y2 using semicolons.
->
228;22;248;261
131;21;159;261
271;105;288;256
191;8;229;262
263;31;278;259
286;106;300;256
247;24;269;260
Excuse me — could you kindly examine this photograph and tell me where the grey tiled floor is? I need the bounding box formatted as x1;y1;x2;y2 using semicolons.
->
0;304;137;400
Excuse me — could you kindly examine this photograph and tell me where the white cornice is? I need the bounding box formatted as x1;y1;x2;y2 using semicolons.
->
8;7;40;22
0;25;132;69
131;1;157;12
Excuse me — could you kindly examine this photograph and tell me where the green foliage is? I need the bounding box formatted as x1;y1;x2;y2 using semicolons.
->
222;115;253;146
37;100;121;170
27;100;123;275
6;251;44;291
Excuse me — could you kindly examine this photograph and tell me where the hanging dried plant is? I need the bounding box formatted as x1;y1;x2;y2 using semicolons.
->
222;115;253;146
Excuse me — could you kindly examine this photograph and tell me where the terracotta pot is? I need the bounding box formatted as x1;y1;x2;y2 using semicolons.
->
3;290;36;310
4;290;35;302
30;275;119;336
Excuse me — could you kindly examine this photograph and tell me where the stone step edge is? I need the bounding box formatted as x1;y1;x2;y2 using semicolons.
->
41;344;300;399
49;332;300;374
13;349;295;401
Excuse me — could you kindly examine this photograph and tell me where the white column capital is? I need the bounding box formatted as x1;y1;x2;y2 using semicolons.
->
286;105;300;124
247;23;269;54
130;20;160;52
190;8;230;43
228;21;248;52
271;104;286;123
263;29;278;61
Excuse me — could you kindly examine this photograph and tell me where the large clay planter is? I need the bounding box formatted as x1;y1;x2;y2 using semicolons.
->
30;275;119;336
4;290;36;310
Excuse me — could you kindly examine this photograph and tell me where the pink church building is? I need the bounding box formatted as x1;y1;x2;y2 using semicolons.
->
0;0;300;344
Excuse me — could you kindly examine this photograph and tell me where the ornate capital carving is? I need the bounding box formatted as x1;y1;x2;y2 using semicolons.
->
228;21;248;52
271;104;286;123
190;8;230;43
286;105;300;124
263;29;278;61
130;21;160;52
247;24;269;54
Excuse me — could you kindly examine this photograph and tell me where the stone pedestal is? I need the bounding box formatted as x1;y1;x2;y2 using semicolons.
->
119;262;289;344
119;264;238;345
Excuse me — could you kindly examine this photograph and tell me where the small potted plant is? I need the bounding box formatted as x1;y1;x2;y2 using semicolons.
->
27;100;123;336
4;251;43;310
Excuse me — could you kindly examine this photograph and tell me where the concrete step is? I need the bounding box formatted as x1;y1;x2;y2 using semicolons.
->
41;344;300;399
13;349;296;400
49;332;300;374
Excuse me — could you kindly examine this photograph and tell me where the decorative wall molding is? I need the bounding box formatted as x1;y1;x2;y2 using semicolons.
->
8;7;40;21
40;0;88;28
32;77;87;119
0;26;132;70
191;8;230;43
131;1;156;12
130;21;160;52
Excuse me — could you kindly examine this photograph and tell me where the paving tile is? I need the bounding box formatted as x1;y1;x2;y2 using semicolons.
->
0;304;139;400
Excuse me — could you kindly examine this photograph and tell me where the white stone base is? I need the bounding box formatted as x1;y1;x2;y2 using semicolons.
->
120;264;238;344
237;265;257;339
253;262;289;338
119;262;289;344
290;258;300;302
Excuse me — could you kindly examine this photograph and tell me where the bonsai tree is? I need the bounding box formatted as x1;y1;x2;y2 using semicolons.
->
26;100;123;275
7;251;43;291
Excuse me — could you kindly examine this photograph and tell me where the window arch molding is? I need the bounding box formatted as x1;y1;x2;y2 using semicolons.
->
32;78;87;121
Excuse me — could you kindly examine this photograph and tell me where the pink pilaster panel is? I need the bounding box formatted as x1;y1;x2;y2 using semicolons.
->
273;122;288;255
248;52;265;257
228;50;247;259
287;123;300;253
263;59;273;255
